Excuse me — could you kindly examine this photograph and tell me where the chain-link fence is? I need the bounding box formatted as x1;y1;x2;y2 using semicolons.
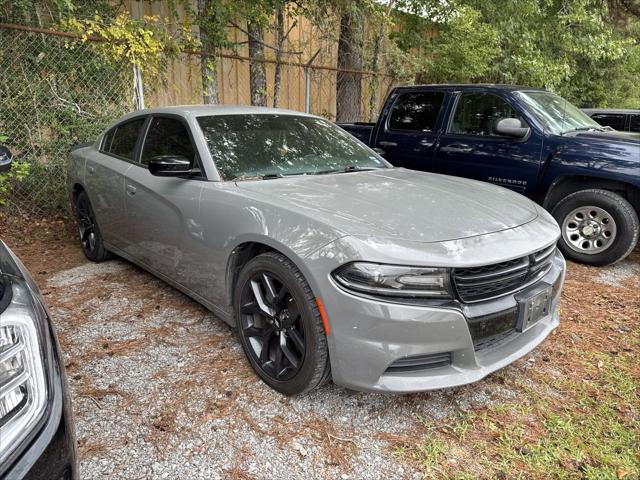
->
0;27;134;217
0;24;397;217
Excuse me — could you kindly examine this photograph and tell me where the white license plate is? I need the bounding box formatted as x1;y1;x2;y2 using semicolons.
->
516;284;552;332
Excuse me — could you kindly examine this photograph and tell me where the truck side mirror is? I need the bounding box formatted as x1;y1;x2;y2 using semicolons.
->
0;145;13;173
495;118;530;138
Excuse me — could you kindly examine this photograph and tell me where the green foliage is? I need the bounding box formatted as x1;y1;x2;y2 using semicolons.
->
0;26;133;213
424;5;499;83
0;160;30;206
60;12;196;77
392;0;640;107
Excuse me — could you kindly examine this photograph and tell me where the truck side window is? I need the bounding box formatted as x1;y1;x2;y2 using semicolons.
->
630;114;640;133
388;92;445;131
591;113;626;131
450;93;522;136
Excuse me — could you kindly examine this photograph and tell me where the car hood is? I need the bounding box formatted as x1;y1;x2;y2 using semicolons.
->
235;168;539;243
571;130;640;145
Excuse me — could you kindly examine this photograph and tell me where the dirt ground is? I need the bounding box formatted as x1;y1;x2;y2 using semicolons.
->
2;216;638;479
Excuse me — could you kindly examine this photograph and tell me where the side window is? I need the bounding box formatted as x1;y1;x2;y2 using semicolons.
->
388;92;445;132
450;93;523;136
630;114;640;133
141;117;196;166
104;118;145;160
102;128;115;152
591;113;626;131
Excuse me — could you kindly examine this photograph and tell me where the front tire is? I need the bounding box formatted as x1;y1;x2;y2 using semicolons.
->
234;252;331;395
552;189;639;266
74;191;112;262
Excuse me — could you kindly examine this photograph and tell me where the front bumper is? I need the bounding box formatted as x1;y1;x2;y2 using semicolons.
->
320;250;565;393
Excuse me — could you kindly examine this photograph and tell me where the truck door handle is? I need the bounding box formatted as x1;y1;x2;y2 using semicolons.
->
377;141;397;147
441;143;474;153
87;166;95;175
126;184;137;196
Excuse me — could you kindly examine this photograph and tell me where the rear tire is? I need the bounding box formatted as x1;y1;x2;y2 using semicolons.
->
551;189;639;266
74;191;113;262
234;252;331;395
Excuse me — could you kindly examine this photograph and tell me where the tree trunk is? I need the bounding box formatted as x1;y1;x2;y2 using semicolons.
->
248;21;268;106
273;7;285;108
368;1;394;121
336;5;364;122
198;0;220;104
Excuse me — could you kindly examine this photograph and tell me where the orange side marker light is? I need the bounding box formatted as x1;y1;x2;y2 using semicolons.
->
316;298;330;336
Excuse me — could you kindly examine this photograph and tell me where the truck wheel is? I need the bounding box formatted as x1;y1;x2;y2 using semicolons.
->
551;189;639;266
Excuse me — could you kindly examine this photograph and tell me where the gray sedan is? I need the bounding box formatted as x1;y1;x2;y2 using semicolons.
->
67;106;565;395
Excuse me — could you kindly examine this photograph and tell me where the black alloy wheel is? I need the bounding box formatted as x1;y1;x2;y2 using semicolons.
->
235;252;330;395
75;191;112;262
240;271;306;380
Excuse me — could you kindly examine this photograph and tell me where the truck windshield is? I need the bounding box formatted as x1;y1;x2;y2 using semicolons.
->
515;91;603;135
197;114;387;181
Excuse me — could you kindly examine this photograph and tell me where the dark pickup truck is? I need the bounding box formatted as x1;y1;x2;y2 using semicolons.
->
339;84;640;266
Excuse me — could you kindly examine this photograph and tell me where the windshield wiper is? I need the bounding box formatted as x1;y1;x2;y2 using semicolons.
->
562;126;608;135
313;165;383;175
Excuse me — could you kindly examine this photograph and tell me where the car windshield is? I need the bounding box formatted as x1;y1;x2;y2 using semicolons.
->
515;91;603;135
197;114;387;180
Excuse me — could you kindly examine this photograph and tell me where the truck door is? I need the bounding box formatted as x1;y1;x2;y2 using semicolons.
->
434;91;543;197
372;90;447;170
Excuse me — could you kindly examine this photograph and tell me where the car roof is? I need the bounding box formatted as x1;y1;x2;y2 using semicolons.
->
394;84;548;93
119;104;318;121
582;108;640;115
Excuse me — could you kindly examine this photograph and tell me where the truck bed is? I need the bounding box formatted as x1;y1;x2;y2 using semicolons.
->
336;122;375;144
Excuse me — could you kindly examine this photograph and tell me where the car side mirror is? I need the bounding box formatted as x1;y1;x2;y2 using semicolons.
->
148;155;199;177
495;118;530;138
0;145;13;173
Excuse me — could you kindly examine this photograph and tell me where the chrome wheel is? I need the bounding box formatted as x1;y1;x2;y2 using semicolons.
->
561;205;617;255
76;195;97;254
239;271;306;381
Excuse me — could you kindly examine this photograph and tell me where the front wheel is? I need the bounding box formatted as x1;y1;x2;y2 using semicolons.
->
234;252;331;395
552;189;639;266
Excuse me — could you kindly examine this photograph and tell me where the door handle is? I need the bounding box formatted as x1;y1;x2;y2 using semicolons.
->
377;140;397;147
87;165;95;175
441;143;474;153
126;184;137;196
372;147;386;155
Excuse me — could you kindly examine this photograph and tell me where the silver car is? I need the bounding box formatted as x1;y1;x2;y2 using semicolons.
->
67;106;565;395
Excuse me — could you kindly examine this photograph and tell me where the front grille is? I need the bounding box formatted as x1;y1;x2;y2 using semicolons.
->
453;244;556;303
385;352;452;373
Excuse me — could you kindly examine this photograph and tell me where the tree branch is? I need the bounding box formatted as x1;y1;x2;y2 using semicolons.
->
230;21;303;55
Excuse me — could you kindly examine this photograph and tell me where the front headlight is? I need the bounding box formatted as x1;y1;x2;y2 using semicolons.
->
332;262;453;298
0;277;48;467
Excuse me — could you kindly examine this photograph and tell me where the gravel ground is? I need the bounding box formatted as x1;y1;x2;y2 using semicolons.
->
6;228;639;480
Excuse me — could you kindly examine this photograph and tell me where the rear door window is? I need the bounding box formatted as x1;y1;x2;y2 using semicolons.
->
140;117;196;166
629;114;640;133
590;113;626;131
103;118;145;160
388;92;445;132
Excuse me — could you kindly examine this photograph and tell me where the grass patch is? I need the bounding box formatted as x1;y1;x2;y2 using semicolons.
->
399;347;639;479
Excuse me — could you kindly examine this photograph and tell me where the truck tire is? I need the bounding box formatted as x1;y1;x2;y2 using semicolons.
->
551;189;639;266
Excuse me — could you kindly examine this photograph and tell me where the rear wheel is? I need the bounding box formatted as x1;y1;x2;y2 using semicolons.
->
552;189;639;266
74;191;112;262
234;252;330;395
